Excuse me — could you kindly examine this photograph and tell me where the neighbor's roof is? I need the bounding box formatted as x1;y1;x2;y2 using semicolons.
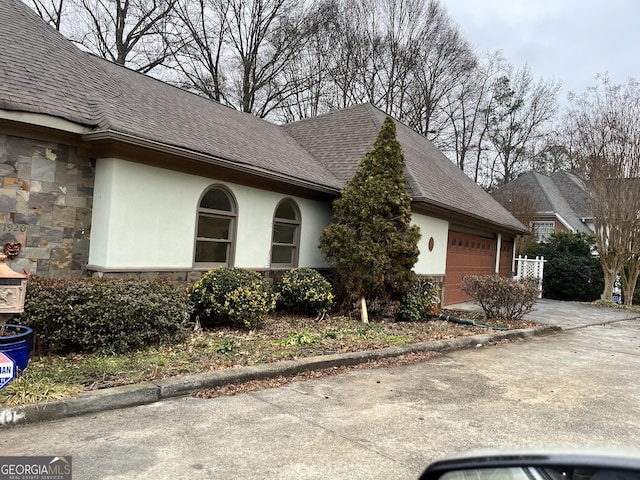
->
284;104;528;233
492;170;592;233
0;0;342;191
550;170;592;219
1;0;526;234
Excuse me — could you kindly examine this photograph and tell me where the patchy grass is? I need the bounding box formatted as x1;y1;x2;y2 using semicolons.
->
592;299;640;312
0;373;80;406
0;311;537;406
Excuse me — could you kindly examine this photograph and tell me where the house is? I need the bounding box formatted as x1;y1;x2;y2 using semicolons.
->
492;170;594;243
0;0;527;306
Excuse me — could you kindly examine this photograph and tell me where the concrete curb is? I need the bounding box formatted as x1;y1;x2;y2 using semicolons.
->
0;324;560;427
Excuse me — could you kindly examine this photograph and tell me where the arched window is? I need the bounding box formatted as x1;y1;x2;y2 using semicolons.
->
271;199;300;268
194;186;236;266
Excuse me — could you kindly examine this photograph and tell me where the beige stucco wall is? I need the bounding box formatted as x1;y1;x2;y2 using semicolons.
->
90;158;452;277
411;213;448;277
89;158;331;270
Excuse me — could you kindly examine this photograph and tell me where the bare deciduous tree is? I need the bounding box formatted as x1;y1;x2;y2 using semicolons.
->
171;0;229;101
272;26;331;122
439;51;505;182
371;0;425;118
293;0;477;141
26;0;66;30
485;65;560;188
621;241;640;306
306;0;377;111
567;75;640;302
22;0;564;193
402;0;476;140
223;0;316;117
70;0;178;73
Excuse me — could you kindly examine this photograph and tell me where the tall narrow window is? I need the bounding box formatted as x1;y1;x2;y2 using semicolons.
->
195;186;236;266
271;199;300;267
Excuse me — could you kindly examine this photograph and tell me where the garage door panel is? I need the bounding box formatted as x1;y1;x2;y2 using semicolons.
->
499;240;514;277
444;232;496;305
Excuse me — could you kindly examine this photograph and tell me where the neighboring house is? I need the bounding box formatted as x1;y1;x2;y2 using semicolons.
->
0;0;527;306
492;171;594;243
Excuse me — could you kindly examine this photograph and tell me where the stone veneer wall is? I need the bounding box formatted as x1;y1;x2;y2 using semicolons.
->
95;269;297;288
95;268;333;289
95;270;205;288
0;133;94;278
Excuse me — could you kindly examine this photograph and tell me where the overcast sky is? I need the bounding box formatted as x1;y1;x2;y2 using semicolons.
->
440;0;640;104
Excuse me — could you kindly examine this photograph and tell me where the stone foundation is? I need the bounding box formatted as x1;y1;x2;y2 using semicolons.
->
90;268;334;288
89;270;204;288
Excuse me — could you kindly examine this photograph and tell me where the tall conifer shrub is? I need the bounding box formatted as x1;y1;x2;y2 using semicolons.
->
320;117;421;319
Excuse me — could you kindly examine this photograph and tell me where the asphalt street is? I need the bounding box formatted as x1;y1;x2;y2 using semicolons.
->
1;303;640;479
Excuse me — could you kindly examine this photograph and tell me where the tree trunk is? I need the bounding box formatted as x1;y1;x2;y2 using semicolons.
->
360;296;369;323
602;269;616;301
620;260;640;306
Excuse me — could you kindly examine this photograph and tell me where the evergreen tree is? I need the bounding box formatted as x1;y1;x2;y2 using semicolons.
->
320;117;421;320
526;231;603;302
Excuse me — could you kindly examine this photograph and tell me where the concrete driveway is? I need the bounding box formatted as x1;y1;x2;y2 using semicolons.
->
451;298;640;329
1;301;640;479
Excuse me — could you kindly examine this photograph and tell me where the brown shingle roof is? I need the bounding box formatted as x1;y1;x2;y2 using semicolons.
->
284;104;528;233
492;170;592;233
0;1;100;125
2;0;525;234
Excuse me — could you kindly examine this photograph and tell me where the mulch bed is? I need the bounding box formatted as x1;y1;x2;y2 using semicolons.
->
194;309;537;399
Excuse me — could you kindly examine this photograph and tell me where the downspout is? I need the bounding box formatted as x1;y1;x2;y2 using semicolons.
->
494;233;502;274
512;238;517;276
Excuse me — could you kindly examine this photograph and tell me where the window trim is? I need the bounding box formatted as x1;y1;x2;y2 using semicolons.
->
193;185;237;268
531;221;555;242
270;198;301;269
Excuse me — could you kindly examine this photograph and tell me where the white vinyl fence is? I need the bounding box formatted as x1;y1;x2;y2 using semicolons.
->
514;255;546;298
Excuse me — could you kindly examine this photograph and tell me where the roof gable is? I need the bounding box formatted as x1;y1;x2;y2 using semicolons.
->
492;170;592;233
284;103;527;233
550;171;591;218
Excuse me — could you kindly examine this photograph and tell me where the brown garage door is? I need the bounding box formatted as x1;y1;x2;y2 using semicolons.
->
444;232;496;305
499;239;514;278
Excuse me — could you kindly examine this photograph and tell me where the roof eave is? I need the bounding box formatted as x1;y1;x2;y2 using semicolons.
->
412;196;530;236
82;129;342;197
0;108;93;134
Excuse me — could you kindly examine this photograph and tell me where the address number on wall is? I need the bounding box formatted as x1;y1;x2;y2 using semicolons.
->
1;224;27;233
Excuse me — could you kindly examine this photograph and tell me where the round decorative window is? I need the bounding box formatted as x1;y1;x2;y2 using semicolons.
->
428;237;435;251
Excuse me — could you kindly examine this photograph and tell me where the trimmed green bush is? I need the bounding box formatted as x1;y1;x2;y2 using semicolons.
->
22;277;192;355
188;268;275;328
400;275;441;321
461;275;538;320
276;268;335;317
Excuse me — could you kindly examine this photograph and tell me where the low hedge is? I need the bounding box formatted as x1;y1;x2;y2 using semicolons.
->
21;277;192;355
